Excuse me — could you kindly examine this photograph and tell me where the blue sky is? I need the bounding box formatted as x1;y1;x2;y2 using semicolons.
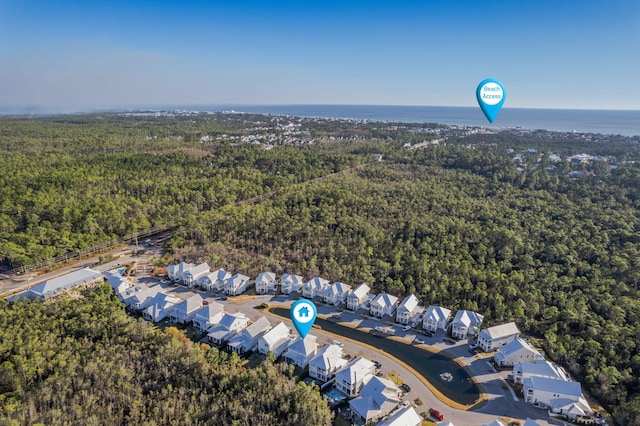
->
1;0;638;111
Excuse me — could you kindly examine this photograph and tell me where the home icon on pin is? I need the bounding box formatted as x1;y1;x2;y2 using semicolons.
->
298;306;310;318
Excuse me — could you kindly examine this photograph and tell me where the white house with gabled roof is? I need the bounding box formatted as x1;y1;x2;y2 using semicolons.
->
191;302;225;332
169;294;204;324
280;273;304;294
255;271;277;294
523;376;590;419
227;316;272;354
257;322;292;357
478;322;520;352
422;305;451;332
308;343;347;382
302;277;330;298
324;282;351;305
167;262;195;282
207;312;249;345
285;335;319;368
106;273;132;300
370;293;399;318
348;376;401;424
347;283;371;310
199;268;231;291
451;309;484;339
377;406;422;426
513;360;569;384
334;356;376;396
181;262;209;287
143;292;181;322
494;337;544;367
124;285;165;311
225;273;251;296
396;294;423;325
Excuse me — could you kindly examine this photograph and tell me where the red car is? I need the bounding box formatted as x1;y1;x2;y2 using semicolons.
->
429;408;444;421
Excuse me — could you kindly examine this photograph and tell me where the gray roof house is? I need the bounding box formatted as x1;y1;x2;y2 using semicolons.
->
257;322;293;357
396;294;424;325
181;263;210;287
227;316;272;354
169;294;204;324
478;322;520;352
308;343;347;382
255;272;277;294
143;292;181;322
207;312;249;345
285;335;319;368
324;282;352;305
451;309;484;339
199;268;231;291
280;273;304;294
347;283;371;311
191;302;225;332
225;273;251;296
349;376;401;424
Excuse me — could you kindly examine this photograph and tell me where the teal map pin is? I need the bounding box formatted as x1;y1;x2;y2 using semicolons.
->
290;299;317;339
476;78;506;123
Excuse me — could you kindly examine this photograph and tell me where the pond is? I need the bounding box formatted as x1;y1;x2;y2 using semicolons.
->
271;307;481;406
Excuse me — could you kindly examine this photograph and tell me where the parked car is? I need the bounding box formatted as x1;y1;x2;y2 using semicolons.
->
402;325;411;331
414;338;425;344
400;383;411;393
401;400;410;408
429;408;445;421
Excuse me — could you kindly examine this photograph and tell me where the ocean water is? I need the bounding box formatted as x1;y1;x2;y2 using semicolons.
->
3;104;639;136
207;105;640;137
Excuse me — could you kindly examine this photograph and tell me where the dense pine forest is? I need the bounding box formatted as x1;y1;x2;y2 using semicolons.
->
1;113;640;424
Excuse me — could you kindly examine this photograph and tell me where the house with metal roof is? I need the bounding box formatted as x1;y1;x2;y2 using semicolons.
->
191;302;225;332
347;283;371;310
348;376;401;424
308;343;347;382
450;309;484;339
169;294;204;324
227;316;272;354
280;273;304;294
25;268;103;299
478;322;520;352
257;321;292;357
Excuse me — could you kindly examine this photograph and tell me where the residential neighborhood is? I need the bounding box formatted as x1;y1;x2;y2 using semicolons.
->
9;257;608;426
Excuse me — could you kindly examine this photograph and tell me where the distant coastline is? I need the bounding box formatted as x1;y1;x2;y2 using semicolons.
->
2;104;640;137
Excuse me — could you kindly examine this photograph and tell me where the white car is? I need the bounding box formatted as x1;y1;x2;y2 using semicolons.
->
402;325;411;331
414;338;425;344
